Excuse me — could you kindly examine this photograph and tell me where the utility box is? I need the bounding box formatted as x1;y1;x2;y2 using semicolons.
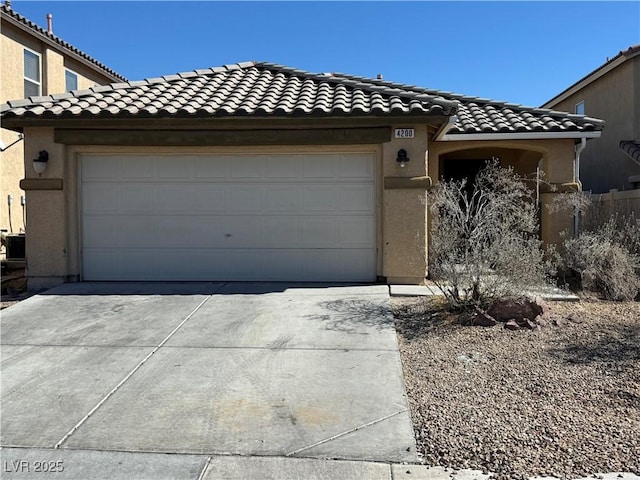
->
5;234;25;260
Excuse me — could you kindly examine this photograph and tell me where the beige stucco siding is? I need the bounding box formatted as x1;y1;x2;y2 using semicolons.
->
19;123;438;288
1;19;120;234
382;124;430;283
547;58;640;193
18;123;582;289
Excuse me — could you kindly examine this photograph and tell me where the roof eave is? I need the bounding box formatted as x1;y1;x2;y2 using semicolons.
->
438;131;603;141
0;112;454;131
1;10;125;83
542;46;640;108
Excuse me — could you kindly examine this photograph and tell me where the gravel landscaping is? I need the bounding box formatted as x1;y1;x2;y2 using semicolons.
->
393;296;640;480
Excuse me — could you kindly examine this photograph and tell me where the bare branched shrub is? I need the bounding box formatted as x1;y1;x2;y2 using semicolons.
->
552;192;640;300
562;224;640;301
559;214;640;301
428;160;553;310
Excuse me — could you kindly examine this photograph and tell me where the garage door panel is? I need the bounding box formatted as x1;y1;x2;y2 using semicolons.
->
340;185;374;212
335;250;375;281
121;186;155;212
339;154;374;178
193;185;228;212
194;157;228;178
262;218;298;247
121;157;155;179
265;186;300;211
157;157;193;178
156;184;194;212
83;216;119;248
228;186;264;212
83;184;120;213
266;155;302;178
83;155;119;179
303;186;337;211
339;217;374;247
303;155;340;178
83;249;122;280
120;216;159;248
230;156;266;178
301;217;338;247
82;153;375;281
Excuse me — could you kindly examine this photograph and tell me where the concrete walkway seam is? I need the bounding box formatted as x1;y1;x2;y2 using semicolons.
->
196;455;213;480
53;290;219;449
286;408;410;457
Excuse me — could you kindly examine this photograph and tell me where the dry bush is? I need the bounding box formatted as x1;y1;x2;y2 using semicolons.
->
428;160;553;310
551;191;640;300
561;217;640;301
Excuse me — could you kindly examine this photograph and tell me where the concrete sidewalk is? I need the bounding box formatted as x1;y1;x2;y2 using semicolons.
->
1;448;638;480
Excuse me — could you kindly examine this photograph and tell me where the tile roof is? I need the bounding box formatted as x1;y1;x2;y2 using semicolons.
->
1;61;605;137
1;3;126;82
0;62;457;120
330;72;605;136
620;140;640;165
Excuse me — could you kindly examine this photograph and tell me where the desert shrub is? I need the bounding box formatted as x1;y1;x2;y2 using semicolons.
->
428;160;553;310
561;217;640;301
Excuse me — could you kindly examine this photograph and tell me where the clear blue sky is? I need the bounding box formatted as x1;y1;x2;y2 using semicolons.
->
10;1;640;107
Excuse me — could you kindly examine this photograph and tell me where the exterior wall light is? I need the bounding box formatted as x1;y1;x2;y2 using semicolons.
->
33;150;49;175
396;148;409;168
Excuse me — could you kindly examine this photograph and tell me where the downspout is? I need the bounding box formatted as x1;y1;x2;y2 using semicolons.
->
573;137;587;236
434;115;458;141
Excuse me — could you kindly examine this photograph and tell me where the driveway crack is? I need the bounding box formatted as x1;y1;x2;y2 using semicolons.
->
285;408;409;457
54;292;216;449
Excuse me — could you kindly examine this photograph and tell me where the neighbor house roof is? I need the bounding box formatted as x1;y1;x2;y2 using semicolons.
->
1;3;126;83
620;140;640;166
542;45;640;109
1;61;605;139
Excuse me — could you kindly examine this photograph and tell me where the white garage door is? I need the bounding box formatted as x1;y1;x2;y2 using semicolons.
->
81;153;376;281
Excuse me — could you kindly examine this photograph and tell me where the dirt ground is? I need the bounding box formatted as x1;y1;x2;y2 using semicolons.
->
393;296;640;480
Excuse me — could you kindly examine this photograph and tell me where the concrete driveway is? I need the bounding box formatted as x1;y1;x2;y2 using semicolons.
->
0;282;416;478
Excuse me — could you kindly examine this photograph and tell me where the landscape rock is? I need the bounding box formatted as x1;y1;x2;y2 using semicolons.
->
504;319;520;330
472;311;498;327
487;296;549;327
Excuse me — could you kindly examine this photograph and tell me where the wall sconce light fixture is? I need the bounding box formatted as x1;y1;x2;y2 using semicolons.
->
33;150;49;175
396;148;409;168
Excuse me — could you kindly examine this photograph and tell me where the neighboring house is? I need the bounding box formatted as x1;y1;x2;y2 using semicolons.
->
1;61;604;289
542;45;640;193
0;1;125;240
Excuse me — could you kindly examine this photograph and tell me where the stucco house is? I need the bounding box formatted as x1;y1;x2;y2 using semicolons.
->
542;45;640;192
0;61;605;289
0;1;125;242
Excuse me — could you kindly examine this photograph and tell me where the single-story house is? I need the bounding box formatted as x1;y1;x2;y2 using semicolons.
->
0;62;605;289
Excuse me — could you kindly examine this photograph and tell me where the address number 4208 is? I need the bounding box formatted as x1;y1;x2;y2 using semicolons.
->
394;128;415;138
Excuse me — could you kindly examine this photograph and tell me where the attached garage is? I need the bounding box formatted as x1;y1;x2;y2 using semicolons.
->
81;153;376;281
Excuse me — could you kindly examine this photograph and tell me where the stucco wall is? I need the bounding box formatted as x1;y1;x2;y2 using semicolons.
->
546;57;640;193
20;123;435;288
0;18;118;235
382;124;430;283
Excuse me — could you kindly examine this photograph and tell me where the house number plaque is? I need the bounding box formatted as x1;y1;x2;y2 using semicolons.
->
394;128;414;139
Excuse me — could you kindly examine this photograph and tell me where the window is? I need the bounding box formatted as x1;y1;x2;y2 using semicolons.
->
23;49;41;97
65;69;78;92
575;101;585;115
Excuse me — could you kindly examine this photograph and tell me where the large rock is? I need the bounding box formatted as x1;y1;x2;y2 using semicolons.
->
472;311;498;327
486;296;550;327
